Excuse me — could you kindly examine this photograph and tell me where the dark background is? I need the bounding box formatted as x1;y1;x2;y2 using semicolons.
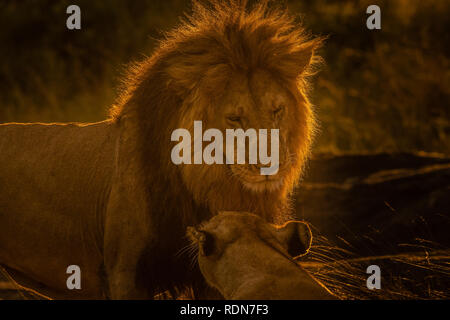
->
1;0;449;154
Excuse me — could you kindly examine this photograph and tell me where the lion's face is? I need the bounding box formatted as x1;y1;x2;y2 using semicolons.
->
177;68;311;199
113;0;321;217
214;70;301;193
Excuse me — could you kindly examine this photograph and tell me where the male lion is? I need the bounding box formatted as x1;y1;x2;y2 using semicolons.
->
187;212;336;299
0;0;322;299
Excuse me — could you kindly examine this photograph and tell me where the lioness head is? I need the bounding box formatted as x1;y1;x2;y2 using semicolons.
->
186;212;337;300
187;211;312;277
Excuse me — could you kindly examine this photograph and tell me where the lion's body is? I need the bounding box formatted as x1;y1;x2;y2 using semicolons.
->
0;119;212;299
0;121;117;298
0;1;322;299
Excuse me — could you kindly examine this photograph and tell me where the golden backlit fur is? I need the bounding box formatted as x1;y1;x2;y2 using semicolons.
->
111;0;322;222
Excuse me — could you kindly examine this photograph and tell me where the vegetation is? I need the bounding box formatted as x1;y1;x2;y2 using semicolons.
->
304;236;450;300
0;0;448;153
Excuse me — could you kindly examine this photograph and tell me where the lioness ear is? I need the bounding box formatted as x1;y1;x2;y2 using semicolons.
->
198;231;215;256
186;227;215;256
275;221;312;258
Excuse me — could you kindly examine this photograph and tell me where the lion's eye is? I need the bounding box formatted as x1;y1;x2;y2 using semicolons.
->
273;106;283;117
226;115;242;124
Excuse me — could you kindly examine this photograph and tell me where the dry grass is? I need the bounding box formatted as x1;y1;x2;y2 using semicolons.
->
0;267;51;300
301;236;450;300
2;247;448;300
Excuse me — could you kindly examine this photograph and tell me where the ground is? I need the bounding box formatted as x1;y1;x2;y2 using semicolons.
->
1;152;449;299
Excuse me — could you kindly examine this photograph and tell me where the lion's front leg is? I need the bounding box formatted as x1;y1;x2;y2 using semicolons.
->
105;263;151;300
104;222;154;300
103;179;155;299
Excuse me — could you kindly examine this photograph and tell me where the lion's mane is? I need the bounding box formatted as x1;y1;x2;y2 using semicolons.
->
109;0;322;297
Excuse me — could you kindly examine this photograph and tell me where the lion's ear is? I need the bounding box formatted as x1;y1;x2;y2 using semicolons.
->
291;42;316;75
274;39;322;80
165;57;201;96
165;52;230;97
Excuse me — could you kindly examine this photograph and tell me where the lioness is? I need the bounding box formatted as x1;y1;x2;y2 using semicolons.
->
0;1;322;299
187;212;336;300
